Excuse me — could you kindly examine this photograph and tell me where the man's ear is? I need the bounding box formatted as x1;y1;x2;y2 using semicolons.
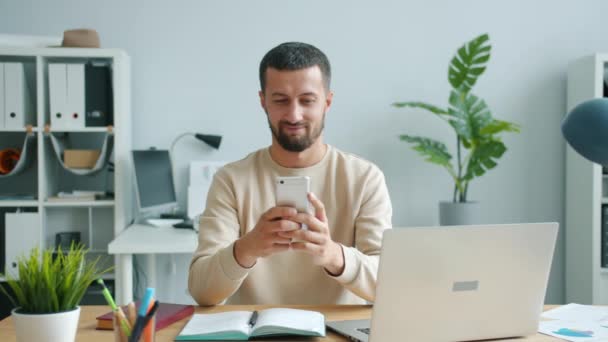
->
259;90;267;112
325;91;334;113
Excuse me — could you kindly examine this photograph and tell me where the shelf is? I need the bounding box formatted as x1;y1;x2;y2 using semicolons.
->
0;127;38;132
0;47;127;58
100;273;115;280
0;200;38;207
0;272;115;282
603;198;608;204
43;200;114;207
45;127;113;133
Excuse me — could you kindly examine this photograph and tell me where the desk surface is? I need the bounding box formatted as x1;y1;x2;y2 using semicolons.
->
108;223;198;254
0;305;562;341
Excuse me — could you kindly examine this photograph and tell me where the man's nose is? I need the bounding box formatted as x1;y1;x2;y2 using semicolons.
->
284;102;304;122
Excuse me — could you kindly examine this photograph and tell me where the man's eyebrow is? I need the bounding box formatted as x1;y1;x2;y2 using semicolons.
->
270;92;318;97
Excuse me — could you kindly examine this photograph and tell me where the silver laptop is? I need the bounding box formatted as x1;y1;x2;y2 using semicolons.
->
327;222;558;342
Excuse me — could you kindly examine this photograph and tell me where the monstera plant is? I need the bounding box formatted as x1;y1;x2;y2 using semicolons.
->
394;33;520;207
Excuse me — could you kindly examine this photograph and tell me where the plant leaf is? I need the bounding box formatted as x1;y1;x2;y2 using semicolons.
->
392;101;450;117
399;135;453;168
464;140;506;180
448;33;491;93
448;89;493;143
480;119;521;135
3;243;112;314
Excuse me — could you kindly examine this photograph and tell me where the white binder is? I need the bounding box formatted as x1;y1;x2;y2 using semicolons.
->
66;63;85;129
5;212;41;279
4;62;32;129
0;63;4;129
49;63;68;128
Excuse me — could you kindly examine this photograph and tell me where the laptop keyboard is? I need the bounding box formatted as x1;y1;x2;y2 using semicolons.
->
357;328;371;335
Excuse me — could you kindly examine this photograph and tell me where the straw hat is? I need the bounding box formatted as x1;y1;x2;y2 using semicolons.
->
61;29;100;48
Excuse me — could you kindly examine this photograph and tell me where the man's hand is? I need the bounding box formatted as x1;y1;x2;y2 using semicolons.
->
280;192;345;276
234;206;300;268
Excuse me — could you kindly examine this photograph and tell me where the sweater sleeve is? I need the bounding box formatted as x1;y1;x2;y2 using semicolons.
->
329;165;392;302
188;169;250;306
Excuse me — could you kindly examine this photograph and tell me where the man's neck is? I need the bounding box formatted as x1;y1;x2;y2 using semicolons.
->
269;139;327;168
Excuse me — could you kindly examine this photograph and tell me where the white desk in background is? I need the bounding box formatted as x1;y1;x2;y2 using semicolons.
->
108;223;198;304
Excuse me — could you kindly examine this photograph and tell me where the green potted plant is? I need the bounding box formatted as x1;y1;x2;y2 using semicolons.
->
393;33;520;225
0;244;111;342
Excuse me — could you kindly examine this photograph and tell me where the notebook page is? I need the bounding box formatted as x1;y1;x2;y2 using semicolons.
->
253;308;325;335
179;311;252;336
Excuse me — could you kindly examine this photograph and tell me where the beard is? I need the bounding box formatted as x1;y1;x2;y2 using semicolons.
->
267;113;325;152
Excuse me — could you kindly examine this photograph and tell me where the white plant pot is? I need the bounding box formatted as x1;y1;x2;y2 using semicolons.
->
12;306;80;342
439;201;480;226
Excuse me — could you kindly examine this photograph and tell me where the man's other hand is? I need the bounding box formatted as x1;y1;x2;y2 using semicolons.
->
234;206;300;268
281;192;345;276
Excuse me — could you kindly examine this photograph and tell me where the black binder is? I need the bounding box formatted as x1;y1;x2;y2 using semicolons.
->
85;63;113;127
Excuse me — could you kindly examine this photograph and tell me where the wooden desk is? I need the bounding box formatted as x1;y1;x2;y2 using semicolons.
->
0;305;562;341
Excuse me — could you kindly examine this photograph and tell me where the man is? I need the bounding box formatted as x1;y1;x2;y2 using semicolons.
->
188;42;392;305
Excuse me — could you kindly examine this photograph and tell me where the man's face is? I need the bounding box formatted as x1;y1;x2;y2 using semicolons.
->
260;66;333;152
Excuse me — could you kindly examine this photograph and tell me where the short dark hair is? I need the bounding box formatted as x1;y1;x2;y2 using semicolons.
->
259;42;331;92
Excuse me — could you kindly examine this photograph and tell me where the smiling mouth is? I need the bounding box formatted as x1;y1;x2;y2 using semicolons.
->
281;123;307;133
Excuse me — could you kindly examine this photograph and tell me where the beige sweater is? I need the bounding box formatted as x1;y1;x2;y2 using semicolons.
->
188;145;392;305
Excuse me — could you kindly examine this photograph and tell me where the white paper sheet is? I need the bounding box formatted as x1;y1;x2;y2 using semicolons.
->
539;320;608;341
542;304;608;323
188;161;225;218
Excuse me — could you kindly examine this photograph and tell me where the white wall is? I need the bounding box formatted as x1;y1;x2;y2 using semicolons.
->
4;0;608;304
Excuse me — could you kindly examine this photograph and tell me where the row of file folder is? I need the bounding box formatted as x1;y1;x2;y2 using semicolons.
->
0;62;114;130
49;62;113;129
0;62;34;129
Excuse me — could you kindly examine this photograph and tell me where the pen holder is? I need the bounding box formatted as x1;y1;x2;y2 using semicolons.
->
113;313;155;342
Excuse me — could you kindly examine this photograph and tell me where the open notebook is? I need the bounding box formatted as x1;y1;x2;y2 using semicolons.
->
175;308;325;340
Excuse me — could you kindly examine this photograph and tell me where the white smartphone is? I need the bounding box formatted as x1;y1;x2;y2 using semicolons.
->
276;176;311;231
276;176;310;213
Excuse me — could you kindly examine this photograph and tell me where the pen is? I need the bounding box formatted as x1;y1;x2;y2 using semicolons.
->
248;310;258;327
98;279;131;336
141;299;158;342
129;288;155;342
140;300;160;341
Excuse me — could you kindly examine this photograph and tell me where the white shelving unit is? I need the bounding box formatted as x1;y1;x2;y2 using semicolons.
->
0;47;133;303
565;54;608;304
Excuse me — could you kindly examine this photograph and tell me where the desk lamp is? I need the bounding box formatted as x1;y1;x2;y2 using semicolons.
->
562;98;608;165
167;132;222;222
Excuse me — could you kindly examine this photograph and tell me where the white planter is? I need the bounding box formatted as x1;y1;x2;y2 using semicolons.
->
439;201;480;226
12;306;80;342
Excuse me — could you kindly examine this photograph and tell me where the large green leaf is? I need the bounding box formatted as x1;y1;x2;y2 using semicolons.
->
448;33;491;93
392;101;450;117
400;135;453;168
480;119;521;135
464;140;506;180
448;89;492;143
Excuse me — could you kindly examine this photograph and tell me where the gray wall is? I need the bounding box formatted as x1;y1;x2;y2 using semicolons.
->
3;0;608;304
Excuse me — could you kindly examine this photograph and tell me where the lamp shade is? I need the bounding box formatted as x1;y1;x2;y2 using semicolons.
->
194;134;222;149
562;98;608;166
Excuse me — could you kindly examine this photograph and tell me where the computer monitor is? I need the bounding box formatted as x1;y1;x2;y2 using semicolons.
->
132;149;177;216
